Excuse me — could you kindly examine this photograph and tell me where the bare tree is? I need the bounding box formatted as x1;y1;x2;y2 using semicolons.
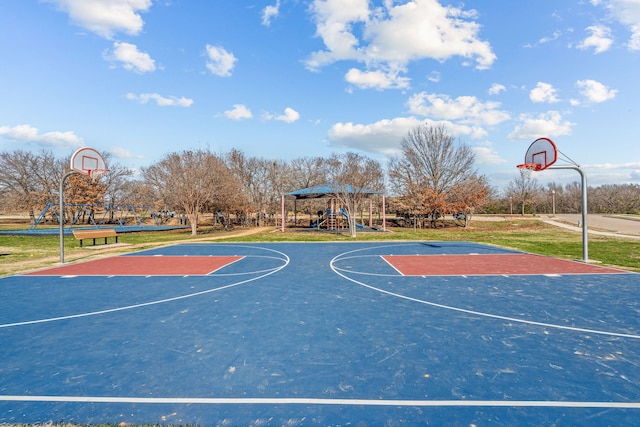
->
561;181;583;214
388;124;489;226
505;170;543;215
589;184;640;214
288;156;330;190
99;154;135;205
118;179;157;208
0;150;40;217
142;149;243;235
225;149;287;226
392;124;475;192
0;150;64;219
264;159;291;222
326;152;384;237
285;156;332;216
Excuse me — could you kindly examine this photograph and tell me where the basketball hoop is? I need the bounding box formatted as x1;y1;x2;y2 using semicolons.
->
89;169;109;182
517;137;590;262
517;163;541;178
60;147;109;264
70;147;107;176
519;138;558;172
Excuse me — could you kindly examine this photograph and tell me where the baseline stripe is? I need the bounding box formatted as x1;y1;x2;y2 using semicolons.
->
0;396;638;409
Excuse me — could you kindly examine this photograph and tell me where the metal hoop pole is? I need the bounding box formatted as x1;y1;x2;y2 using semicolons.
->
59;170;79;264
548;165;588;262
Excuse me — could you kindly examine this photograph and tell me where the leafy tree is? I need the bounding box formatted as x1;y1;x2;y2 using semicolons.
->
392;185;448;229
66;171;107;224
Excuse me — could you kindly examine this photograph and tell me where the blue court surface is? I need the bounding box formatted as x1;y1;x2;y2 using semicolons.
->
0;241;638;425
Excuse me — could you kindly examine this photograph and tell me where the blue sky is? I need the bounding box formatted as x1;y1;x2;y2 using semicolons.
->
1;0;639;190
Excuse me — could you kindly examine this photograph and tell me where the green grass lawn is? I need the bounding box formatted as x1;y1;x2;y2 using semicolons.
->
1;219;638;276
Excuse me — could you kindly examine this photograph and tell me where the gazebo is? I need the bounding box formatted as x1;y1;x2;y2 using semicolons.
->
280;184;386;232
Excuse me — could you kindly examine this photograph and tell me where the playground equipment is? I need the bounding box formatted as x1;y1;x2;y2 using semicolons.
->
314;204;365;230
30;203;163;231
283;184;386;233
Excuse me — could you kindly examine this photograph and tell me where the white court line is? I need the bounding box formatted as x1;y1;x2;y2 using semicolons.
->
330;245;640;340
380;255;404;275
0;246;289;329
0;395;638;409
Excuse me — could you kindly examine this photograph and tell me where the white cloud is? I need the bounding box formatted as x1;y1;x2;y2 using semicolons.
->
427;71;441;83
105;42;156;73
369;0;496;69
529;82;560;103
275;107;300;123
327;116;492;155
262;0;281;26
601;0;640;50
575;79;617;103
586;161;640;169
43;0;151;39
508;111;575;140
305;0;369;70
538;30;562;45
328;117;423;155
631;31;640;50
472;143;506;165
264;107;301;123
582;161;640;185
224;104;253;120
577;25;613;53
306;0;495;82
345;68;410;90
126;92;193;107
0;124;84;148
205;45;237;77
110;146;143;159
407;92;510;127
488;83;506;95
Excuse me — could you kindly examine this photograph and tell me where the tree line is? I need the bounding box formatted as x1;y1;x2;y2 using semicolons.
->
499;175;640;216
1;124;638;235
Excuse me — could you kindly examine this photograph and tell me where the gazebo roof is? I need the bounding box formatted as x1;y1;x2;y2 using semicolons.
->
285;184;382;200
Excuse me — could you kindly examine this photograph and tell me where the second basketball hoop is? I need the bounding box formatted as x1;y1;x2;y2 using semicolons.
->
518;137;558;172
70;147;108;178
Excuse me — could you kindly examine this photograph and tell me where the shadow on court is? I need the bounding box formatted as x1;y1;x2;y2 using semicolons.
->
0;242;638;425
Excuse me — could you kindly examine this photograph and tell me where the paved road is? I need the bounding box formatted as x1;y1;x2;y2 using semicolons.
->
545;214;640;239
473;214;640;240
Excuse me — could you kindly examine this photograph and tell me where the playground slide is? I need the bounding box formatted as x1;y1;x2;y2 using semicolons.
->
340;208;365;229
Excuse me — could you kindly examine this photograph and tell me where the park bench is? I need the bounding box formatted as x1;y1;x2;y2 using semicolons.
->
72;228;119;247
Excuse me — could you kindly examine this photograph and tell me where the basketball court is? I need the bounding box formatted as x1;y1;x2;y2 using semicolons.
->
1;241;638;425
